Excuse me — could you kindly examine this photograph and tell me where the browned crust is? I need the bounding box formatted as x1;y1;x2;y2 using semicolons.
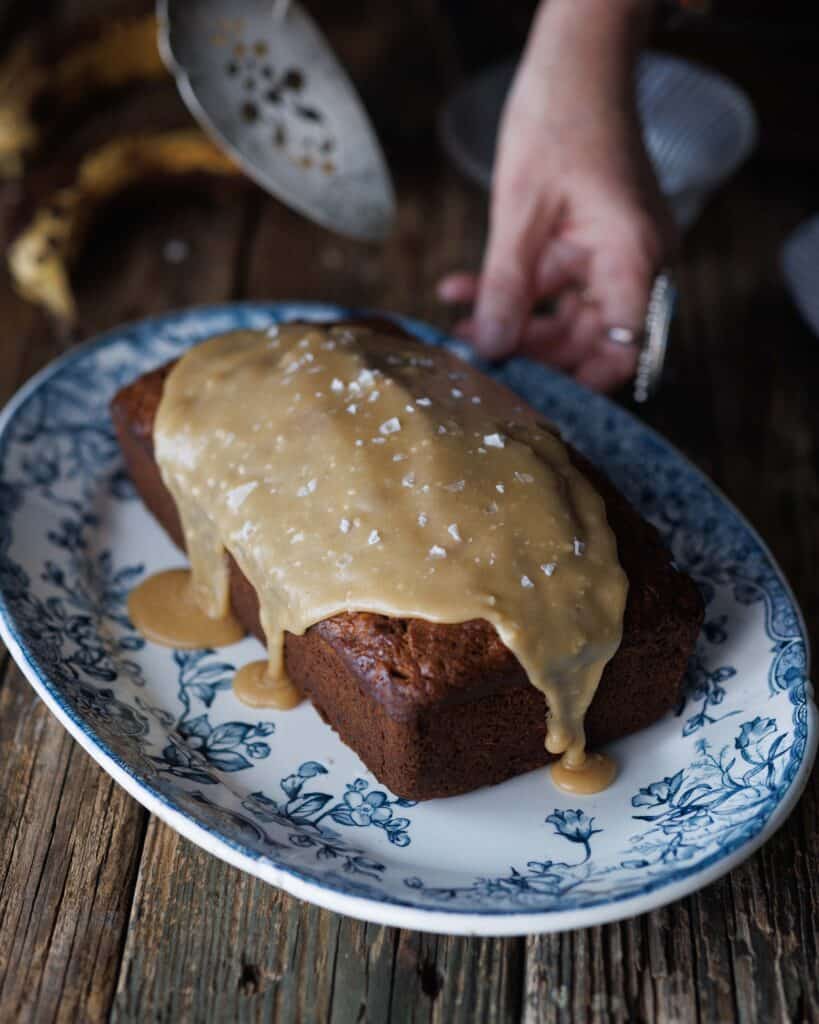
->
110;323;703;799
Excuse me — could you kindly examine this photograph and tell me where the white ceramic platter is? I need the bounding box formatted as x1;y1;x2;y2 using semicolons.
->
0;303;814;936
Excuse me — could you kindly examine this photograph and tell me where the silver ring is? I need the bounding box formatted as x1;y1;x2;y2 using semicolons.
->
633;271;675;403
606;326;639;346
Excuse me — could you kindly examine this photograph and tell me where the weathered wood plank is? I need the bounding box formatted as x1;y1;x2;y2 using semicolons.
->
0;666;146;1024
112;819;525;1024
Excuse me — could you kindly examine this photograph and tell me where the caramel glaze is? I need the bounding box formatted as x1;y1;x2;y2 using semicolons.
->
141;323;628;788
127;568;244;648
550;751;617;794
233;659;303;710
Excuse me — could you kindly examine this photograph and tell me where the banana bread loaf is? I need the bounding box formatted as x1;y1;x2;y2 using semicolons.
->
110;322;703;800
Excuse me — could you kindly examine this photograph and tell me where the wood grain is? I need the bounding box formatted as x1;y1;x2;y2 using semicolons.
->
1;2;818;1022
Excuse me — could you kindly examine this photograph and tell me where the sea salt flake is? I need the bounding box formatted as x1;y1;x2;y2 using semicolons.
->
355;439;364;447
447;523;462;542
514;472;534;484
380;417;401;435
368;530;381;545
226;480;258;511
429;545;447;559
418;513;428;526
415;397;432;407
471;396;481;404
392;453;407;462
483;433;505;448
346;404;358;414
541;562;557;576
234;521;256;543
405;404;416;414
339;518;351;534
444;479;465;493
368;390;380;403
521;575;534;588
297;478;317;497
573;538;586;556
372;437;386;444
402;472;416;488
496;483;505;493
330;378;344;392
291;531;304;544
451;388;463;398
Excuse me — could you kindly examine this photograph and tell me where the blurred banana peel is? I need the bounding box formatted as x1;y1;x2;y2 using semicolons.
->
0;14;243;322
7;132;239;322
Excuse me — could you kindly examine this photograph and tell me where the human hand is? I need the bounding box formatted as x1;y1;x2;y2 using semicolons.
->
438;0;676;392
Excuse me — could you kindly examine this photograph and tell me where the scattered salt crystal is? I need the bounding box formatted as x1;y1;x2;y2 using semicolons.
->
483;433;504;448
234;521;256;543
380;417;401;435
429;545;447;559
405;404;416;414
514;472;534;484
226;480;258;511
418;513;428;527
421;484;430;494
355;439;364;447
496;483;505;493
297;478;317;497
521;575;534;588
451;388;463;398
372;437;386;444
402;472;416;488
339;518;351;534
291;531;304;544
416;397;432;407
392;453;407;462
330;378;344;392
368;390;380;403
266;324;279;338
541;562;556;576
357;369;376;388
471;396;481;404
447;523;462;542
346;404;358;414
444;480;465;493
368;530;381;545
573;538;585;556
437;425;447;434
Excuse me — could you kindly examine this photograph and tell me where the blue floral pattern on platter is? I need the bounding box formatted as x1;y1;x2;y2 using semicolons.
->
0;302;814;931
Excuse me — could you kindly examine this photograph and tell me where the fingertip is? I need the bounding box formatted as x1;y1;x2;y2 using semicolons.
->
436;273;479;304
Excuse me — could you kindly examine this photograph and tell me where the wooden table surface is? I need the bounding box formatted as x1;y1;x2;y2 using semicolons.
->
1;3;817;1021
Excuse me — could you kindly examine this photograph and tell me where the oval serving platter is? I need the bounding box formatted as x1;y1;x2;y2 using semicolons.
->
0;302;815;936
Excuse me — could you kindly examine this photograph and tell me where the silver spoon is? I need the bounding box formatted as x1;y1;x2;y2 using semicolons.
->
157;0;395;241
